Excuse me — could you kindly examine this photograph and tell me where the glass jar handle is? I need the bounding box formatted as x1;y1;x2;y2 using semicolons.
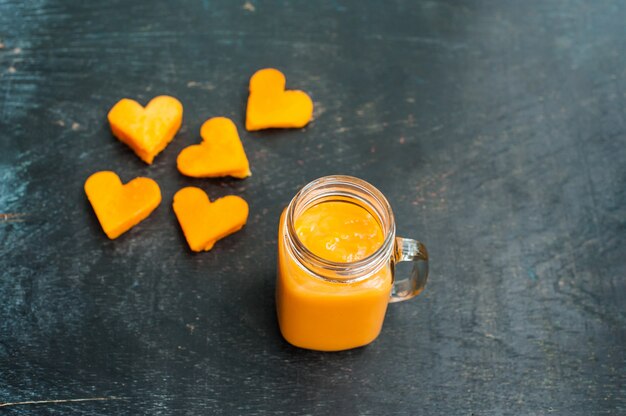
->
390;237;429;303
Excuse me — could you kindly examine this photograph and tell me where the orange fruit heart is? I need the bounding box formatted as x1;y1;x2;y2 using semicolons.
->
173;187;249;252
177;117;251;179
84;171;161;239
108;95;183;164
246;68;313;131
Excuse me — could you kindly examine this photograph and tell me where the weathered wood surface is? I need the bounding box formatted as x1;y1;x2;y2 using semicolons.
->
1;1;624;414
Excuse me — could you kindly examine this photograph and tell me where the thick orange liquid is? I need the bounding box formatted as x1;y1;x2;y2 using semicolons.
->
276;201;393;351
295;202;384;263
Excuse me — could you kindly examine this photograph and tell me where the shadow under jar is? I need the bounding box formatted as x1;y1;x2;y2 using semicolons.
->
276;175;429;351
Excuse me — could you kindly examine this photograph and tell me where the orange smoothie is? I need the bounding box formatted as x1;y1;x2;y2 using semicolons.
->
276;201;393;351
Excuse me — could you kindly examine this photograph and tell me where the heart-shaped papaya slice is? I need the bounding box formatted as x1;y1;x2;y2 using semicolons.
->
173;187;249;252
108;95;183;164
246;68;313;131
84;171;161;239
177;117;251;178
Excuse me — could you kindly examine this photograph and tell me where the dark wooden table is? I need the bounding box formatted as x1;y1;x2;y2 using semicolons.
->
1;1;625;414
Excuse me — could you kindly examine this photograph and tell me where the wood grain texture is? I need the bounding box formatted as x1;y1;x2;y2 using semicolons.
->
1;0;625;414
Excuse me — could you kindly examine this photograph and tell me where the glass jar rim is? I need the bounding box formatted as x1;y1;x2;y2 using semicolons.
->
285;175;396;283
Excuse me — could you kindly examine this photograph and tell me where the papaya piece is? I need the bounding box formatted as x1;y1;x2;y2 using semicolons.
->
84;171;161;239
108;95;183;164
246;68;313;131
173;187;249;252
177;117;251;179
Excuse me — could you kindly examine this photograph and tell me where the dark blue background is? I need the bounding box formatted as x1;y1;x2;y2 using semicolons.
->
1;1;625;414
